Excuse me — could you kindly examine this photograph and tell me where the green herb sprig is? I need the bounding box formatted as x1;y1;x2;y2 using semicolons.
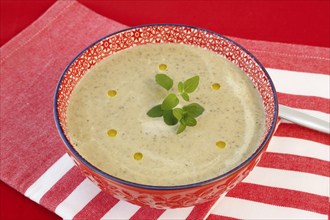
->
147;73;204;134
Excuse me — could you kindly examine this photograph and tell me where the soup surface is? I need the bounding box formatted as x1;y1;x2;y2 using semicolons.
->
67;43;265;186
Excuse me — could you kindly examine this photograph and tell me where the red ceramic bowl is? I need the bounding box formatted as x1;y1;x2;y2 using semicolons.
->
54;24;278;209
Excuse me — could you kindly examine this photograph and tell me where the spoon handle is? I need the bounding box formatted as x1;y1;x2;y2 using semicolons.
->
278;104;330;134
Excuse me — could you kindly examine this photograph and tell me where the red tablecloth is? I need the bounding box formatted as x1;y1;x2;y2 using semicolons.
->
0;1;329;220
1;0;330;48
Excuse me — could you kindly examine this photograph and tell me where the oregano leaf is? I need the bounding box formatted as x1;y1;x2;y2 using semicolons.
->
172;108;184;120
183;75;199;93
163;110;178;125
182;103;205;118
155;74;173;91
177;122;186;134
161;93;179;111
146;104;163;117
178;81;184;93
181;92;190;101
184;115;197;127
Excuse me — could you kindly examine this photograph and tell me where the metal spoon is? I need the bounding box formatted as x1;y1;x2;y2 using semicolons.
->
279;104;330;134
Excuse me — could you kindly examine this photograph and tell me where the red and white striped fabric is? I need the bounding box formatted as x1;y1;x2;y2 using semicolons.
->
0;1;329;219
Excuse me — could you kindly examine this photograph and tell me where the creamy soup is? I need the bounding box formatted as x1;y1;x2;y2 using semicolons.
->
67;43;265;186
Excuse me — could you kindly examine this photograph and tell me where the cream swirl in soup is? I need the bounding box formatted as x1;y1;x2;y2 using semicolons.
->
67;43;265;186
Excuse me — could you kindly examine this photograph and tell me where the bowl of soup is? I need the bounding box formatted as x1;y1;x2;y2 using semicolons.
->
54;24;278;209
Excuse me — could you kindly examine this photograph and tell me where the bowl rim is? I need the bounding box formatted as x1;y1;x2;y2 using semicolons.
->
54;23;279;191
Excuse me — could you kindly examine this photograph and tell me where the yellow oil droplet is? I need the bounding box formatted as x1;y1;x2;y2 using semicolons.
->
216;141;226;149
212;83;221;90
107;129;117;137
158;64;167;71
107;90;117;97
133;152;143;160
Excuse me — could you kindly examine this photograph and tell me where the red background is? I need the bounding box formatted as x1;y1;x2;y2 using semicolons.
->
0;1;329;219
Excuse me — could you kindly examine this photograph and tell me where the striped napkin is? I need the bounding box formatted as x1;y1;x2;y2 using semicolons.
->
0;1;329;219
